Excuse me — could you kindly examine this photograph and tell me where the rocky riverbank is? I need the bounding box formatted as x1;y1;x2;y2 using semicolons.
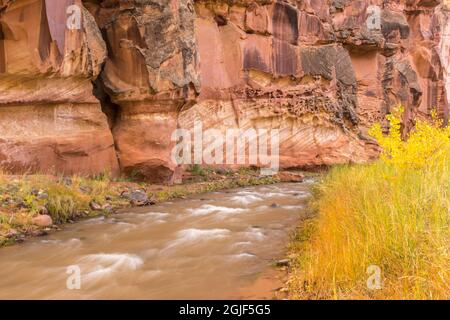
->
0;168;307;247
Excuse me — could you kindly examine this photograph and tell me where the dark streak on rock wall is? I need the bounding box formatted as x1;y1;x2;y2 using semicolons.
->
273;39;297;75
39;0;52;62
272;2;298;44
0;23;5;73
244;47;270;73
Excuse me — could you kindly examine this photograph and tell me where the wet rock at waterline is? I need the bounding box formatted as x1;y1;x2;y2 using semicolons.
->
31;215;53;228
0;1;449;182
276;172;305;183
121;190;154;207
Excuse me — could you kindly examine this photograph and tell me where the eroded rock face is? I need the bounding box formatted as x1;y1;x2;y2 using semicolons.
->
1;0;450;182
84;0;200;182
330;0;450;130
0;0;119;175
182;0;450;170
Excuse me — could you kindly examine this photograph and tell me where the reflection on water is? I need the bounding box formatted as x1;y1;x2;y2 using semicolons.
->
0;182;313;299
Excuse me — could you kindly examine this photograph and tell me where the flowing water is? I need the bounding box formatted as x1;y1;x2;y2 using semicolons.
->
0;181;313;299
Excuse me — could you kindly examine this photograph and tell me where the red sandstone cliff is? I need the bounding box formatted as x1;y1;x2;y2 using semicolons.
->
1;0;449;182
0;0;119;175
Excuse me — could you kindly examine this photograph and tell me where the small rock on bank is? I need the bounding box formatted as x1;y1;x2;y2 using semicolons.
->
121;189;154;206
276;172;304;183
32;215;53;227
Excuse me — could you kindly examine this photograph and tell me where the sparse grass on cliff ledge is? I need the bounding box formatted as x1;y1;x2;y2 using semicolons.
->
0;168;280;247
288;107;450;300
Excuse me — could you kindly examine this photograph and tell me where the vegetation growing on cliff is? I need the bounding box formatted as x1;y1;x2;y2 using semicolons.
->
288;108;450;299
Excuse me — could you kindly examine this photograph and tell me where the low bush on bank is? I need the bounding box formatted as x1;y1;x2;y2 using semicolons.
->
289;108;449;299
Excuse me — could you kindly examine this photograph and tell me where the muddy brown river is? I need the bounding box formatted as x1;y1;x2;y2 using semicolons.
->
0;181;313;299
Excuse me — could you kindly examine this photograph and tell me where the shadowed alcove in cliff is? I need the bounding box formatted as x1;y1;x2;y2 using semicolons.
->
0;22;6;73
37;1;51;62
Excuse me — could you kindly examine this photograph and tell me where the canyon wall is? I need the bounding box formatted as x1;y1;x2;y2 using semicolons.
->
1;0;449;182
0;0;119;175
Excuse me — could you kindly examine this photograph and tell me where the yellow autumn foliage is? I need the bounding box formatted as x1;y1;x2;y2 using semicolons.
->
369;106;450;169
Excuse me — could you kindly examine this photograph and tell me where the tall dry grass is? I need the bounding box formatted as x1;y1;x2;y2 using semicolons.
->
289;108;450;299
